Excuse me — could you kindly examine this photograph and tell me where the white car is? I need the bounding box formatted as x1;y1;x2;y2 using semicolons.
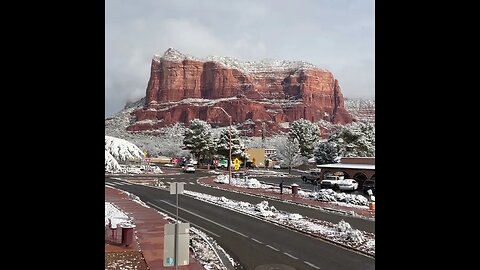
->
183;164;196;173
335;179;359;191
273;164;281;169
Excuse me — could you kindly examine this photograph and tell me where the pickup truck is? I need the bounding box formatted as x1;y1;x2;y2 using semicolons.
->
301;170;323;185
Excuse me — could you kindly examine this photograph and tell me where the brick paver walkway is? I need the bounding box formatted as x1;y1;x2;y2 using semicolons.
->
105;186;204;270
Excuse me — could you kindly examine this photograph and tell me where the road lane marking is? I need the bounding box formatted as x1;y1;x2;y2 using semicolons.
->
146;202;220;238
106;183;116;186
251;238;263;244
160;200;248;238
283;252;298;259
266;245;279;251
303;261;321;269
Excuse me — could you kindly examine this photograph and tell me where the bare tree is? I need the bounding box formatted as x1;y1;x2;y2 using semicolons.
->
274;137;304;174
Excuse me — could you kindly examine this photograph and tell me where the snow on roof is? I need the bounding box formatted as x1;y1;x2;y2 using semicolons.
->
154;48;328;75
316;163;375;170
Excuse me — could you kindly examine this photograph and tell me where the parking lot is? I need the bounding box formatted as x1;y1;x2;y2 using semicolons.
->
253;168;371;197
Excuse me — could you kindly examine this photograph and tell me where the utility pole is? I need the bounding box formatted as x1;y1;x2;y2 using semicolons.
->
261;122;266;148
214;106;232;185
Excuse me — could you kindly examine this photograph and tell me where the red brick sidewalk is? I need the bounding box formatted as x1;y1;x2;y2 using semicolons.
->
199;176;375;219
105;186;205;270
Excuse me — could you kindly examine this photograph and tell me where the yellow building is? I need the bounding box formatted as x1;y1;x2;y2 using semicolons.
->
245;148;266;168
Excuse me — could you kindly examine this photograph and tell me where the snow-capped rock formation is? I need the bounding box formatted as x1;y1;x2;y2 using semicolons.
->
127;48;353;135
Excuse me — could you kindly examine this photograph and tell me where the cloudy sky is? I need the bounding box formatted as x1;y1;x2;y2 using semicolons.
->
105;0;375;117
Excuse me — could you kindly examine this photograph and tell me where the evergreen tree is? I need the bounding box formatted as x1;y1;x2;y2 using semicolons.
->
288;119;321;158
216;127;247;167
314;141;339;164
183;119;215;164
328;121;375;157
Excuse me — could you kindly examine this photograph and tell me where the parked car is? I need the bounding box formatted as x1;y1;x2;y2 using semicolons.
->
183;164;196;173
335;179;359;191
302;170;323;185
362;180;375;195
273;164;281;169
319;174;343;188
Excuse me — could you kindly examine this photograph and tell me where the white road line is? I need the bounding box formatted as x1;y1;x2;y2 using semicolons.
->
106;183;116;186
303;261;321;269
266;245;279;251
160;200;248;238
115;182;125;185
146;202;220;238
251;238;263;244
283;252;298;260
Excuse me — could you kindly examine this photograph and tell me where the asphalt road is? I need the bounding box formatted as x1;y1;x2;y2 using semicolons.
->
119;170;375;233
106;176;375;270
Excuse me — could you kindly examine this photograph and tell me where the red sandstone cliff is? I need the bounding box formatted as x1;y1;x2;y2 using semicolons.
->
127;48;352;134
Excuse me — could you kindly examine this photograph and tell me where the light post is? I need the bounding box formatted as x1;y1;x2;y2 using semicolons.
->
213;106;232;185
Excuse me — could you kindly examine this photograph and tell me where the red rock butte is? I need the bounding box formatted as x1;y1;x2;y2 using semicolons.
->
127;48;353;136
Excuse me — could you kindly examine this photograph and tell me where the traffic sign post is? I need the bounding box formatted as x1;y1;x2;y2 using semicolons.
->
233;158;241;171
164;182;189;268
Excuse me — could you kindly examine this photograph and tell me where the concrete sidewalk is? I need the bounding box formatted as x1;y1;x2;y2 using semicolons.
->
105;186;205;270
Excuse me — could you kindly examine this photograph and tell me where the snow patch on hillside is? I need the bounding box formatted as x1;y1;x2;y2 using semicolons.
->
153;47;328;76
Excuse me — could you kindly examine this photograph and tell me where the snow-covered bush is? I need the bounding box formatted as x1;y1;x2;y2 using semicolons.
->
105;135;145;162
105;150;121;172
314;189;369;206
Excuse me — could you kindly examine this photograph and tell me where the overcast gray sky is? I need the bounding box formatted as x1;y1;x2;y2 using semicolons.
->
105;0;374;117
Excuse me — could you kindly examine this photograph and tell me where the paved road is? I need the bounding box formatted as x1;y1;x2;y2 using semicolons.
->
120;170;375;233
106;176;375;270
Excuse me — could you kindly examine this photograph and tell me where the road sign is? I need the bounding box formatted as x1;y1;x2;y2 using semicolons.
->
233;158;241;165
234;164;240;170
169;182;185;195
164;223;190;267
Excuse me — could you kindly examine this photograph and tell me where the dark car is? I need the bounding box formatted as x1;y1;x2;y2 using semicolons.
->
362;180;375;195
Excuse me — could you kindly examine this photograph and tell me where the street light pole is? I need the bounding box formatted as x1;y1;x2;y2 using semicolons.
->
213;107;232;185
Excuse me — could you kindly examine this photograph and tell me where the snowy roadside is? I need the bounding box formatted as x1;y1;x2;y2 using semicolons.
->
150;179;374;256
183;190;375;256
105;189;237;269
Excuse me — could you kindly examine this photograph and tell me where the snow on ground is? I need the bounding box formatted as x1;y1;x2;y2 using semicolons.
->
105;202;132;228
214;175;369;207
306;189;370;207
107;188;234;269
105;135;145;162
182;190;375;255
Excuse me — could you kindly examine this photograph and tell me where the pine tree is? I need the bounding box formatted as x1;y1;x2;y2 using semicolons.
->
314;141;339;164
216;127;247;167
328;121;375;157
288;119;321;158
183;119;215;165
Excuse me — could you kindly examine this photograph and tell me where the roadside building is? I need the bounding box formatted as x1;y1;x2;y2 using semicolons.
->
315;157;375;188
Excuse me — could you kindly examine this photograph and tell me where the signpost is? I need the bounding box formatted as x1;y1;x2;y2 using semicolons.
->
164;182;189;268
